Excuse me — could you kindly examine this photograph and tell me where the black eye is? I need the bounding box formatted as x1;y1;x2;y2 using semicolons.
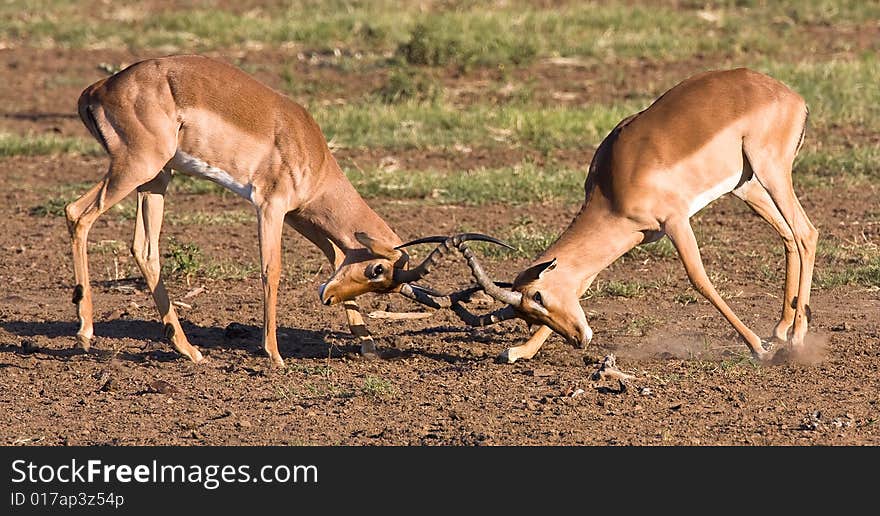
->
367;264;385;279
533;291;543;306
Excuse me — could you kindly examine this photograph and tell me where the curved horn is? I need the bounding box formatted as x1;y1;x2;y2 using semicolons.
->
450;304;516;327
398;283;513;310
453;240;523;306
392;233;513;284
397;284;516;327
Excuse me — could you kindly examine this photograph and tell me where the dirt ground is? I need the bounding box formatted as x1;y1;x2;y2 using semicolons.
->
1;47;879;446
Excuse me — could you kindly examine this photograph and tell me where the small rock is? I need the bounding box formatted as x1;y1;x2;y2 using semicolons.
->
99;378;115;392
148;380;179;395
570;388;585;398
640;387;653;396
237;419;252;429
669;401;683;411
20;340;38;353
830;322;850;332
830;418;852;429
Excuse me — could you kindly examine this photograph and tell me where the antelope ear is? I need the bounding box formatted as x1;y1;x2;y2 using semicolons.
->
536;258;558;278
515;258;558;285
354;232;401;260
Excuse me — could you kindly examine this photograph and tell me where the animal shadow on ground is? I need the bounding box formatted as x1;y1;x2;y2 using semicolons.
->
0;312;505;365
0;319;350;364
382;325;515;364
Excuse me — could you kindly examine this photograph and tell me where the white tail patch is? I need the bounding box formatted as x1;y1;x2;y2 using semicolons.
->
170;151;254;203
687;170;744;217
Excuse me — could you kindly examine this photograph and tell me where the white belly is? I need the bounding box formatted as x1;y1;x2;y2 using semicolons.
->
687;170;743;217
170;151;255;203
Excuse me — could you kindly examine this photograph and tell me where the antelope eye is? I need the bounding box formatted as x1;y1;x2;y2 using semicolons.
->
367;263;385;279
532;291;543;306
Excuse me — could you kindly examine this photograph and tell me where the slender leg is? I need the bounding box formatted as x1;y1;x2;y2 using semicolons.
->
343;300;379;357
65;157;163;350
131;169;203;362
752;173;818;348
258;205;286;367
734;180;800;342
498;325;553;363
664;217;769;359
65;181;104;349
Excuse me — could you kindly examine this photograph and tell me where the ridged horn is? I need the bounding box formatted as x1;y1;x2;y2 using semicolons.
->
453;240;523;306
397;284;516;327
392;233;513;284
450;304;516;327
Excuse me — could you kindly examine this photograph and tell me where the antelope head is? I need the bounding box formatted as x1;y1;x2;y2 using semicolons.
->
319;232;510;306
450;241;593;348
508;258;592;348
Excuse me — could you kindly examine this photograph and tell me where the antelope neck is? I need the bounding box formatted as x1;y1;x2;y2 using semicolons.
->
297;161;402;253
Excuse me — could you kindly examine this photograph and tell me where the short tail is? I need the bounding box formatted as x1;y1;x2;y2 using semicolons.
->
794;104;809;157
77;87;109;153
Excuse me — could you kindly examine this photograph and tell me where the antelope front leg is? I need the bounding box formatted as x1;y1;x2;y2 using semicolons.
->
665;217;770;361
498;325;554;363
257;206;286;367
131;171;203;363
342;300;379;357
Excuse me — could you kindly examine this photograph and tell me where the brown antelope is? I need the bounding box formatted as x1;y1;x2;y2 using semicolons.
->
66;54;499;367
441;68;817;363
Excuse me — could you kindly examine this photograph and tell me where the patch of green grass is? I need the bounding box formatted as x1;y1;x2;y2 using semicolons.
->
316;102;635;151
276;362;355;402
90;239;126;255
0;133;102;157
8;1;876;62
203;261;260;281
346;162;584;204
718;350;760;372
472;216;558;260
166;211;255;226
29;196;69;217
764;55;880;139
815;240;880;288
361;375;396;400
396;18;536;69
373;67;443;105
621;315;661;337
287;362;334;378
591;279;647;299
168;174;228;195
277;367;395;404
794;145;880;188
625;238;677;261
29;185;134;221
162;238;203;278
673;292;698;306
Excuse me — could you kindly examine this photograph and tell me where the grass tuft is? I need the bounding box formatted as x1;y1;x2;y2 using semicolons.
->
0;133;102;157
